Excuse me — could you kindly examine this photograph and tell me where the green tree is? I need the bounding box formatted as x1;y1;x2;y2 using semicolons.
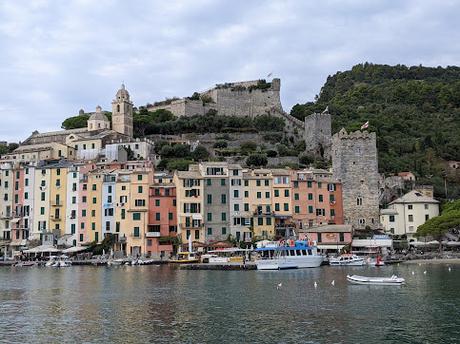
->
192;145;210;161
240;141;257;155
246;154;268;167
62;114;90;129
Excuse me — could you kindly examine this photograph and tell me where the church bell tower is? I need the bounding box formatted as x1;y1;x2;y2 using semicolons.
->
111;84;133;138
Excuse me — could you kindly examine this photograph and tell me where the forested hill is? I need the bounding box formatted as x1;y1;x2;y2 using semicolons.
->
291;63;460;198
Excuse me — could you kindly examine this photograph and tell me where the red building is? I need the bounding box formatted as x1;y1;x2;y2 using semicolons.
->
147;173;177;258
290;169;344;229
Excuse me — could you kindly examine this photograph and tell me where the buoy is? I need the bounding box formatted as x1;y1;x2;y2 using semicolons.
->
314;281;318;288
331;280;335;286
423;271;427;274
276;283;282;290
411;271;415;275
448;267;452;272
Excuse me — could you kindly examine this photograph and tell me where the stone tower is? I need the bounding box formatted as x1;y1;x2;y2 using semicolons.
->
111;84;133;138
331;129;379;229
304;110;332;159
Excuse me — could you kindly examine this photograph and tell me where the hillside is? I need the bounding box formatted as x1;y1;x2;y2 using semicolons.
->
291;63;460;198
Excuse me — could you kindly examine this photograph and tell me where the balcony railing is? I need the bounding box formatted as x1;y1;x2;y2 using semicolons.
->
146;231;161;238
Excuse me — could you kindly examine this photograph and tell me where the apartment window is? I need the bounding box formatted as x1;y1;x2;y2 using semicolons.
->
266;217;272;225
83;184;87;190
91;210;96;217
317;233;322;243
135;199;145;207
207;227;212;236
82;196;87;203
207;179;212;186
233;190;239;198
308;206;314;214
244;191;249;198
82;209;86;217
389;215;395;222
133;213;141;221
425;214;429;221
222;227;227;235
41;192;45;201
207;194;212;204
319;195;323;203
308;193;313;201
294;193;299;201
92;184;97;191
244;180;249;187
137;174;143;181
138;186;143;193
71;224;76;234
92;197;97;204
107;196;112;203
339;233;344;242
168;212;173;220
195;230;200;240
275;203;280;211
81;222;85;229
318;182;322;189
408;204;413;210
356;197;363;206
330;209;336;217
25;179;29;186
256;180;261;187
244;203;249;211
221;179;226;186
424;204;429;210
40;207;45;215
295;205;300;214
91;222;96;231
221;213;226;221
155;199;160;207
293;181;299;188
155;213;160;221
257;192;261;199
257;218;263;226
234;204;239;211
72;196;76;204
133;227;140;237
284;190;289;197
221;194;227;204
307;181;312;188
24;192;28;200
80;234;84;242
274;190;279;197
116;222;120;232
264;180;269;186
284;203;289;211
121;209;125;219
265;192;270;198
408;215;414;222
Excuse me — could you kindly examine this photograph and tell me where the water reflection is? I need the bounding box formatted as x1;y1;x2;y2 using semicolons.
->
0;264;459;343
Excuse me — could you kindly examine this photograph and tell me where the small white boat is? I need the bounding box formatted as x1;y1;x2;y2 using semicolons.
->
329;254;365;266
347;274;405;285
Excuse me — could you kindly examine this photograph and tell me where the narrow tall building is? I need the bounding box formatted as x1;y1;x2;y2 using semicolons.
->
111;84;133;138
304;111;331;159
331;129;379;229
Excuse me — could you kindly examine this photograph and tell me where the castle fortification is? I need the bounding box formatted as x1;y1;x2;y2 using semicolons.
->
304;111;331;159
331;129;379;229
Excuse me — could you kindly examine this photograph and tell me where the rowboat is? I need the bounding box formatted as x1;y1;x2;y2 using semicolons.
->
347;274;405;285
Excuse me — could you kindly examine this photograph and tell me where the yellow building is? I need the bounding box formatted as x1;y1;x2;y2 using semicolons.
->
86;170;104;243
32;166;51;241
174;167;204;245
115;168;151;257
271;169;292;233
243;169;275;240
48;165;68;239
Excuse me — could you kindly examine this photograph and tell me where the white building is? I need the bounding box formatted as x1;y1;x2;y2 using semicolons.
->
380;190;440;240
65;165;79;246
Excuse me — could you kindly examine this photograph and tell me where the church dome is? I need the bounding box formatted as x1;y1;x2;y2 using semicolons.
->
89;105;109;122
116;83;130;101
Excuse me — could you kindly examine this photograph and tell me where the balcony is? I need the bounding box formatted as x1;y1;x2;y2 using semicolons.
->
146;231;161;238
50;215;61;221
51;202;63;207
1;213;12;220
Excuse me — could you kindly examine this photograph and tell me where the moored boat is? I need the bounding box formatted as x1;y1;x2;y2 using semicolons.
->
169;252;200;264
329;254;365;266
347;274;405;285
255;240;323;270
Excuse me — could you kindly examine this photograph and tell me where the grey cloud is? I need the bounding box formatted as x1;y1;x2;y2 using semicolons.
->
0;0;458;141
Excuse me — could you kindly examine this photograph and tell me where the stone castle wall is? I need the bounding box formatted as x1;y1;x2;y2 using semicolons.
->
331;129;379;229
304;112;331;159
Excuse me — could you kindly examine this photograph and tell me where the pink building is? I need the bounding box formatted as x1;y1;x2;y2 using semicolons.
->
299;224;352;254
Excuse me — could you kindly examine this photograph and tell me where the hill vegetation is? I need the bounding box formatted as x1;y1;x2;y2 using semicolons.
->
291;63;460;198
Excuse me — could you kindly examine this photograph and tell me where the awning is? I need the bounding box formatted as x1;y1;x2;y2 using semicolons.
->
23;245;62;253
191;214;202;220
62;246;88;253
317;244;345;250
10;239;27;246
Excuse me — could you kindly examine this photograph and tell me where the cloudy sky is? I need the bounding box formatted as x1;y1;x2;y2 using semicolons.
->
0;0;458;142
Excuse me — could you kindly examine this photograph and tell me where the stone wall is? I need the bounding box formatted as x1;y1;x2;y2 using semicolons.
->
331;129;379;229
304;112;331;159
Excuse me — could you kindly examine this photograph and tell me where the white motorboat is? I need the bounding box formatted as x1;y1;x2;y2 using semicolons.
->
255;240;324;270
347;274;405;285
329;254;365;266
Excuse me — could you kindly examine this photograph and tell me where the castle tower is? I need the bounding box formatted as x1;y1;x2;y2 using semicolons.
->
331;129;379;229
111;84;133;138
304;109;332;159
87;105;110;131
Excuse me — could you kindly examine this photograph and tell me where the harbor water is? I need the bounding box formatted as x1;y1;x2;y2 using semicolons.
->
0;263;459;343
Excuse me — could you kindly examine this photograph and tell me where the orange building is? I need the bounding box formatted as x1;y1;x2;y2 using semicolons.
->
291;169;344;229
147;173;177;259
